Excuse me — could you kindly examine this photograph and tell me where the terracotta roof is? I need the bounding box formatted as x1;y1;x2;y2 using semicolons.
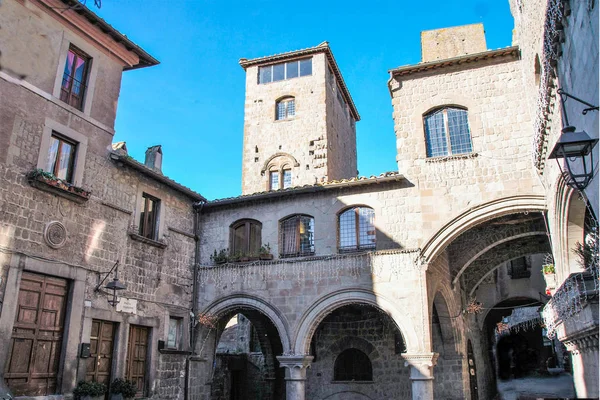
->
239;42;360;121
388;46;520;77
109;151;206;202
58;0;159;70
205;172;404;208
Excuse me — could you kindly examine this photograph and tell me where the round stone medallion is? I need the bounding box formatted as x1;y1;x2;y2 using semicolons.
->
44;221;67;249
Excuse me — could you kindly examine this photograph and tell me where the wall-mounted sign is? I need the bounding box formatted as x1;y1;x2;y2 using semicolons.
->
116;298;137;314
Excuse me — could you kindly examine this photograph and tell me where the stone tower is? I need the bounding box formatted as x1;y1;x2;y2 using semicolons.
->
239;42;359;195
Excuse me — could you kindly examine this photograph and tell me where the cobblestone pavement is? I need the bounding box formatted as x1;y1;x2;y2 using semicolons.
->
497;373;576;400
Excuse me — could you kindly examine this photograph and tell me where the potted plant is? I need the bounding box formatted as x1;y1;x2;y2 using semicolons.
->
542;264;555;274
110;378;137;400
73;380;107;400
26;168;91;202
542;264;556;293
210;249;228;265
229;250;242;263
259;244;273;260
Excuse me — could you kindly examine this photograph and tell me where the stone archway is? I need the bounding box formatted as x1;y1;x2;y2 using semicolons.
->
293;289;419;355
195;295;291;400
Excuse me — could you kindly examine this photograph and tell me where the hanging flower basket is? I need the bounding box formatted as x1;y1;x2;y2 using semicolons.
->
27;169;91;203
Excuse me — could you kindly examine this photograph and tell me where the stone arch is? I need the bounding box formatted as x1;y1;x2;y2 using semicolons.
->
466;236;551;296
324;336;380;362
421;195;547;265
431;291;459;356
293;288;419;355
199;293;291;352
451;226;548;287
261;152;300;173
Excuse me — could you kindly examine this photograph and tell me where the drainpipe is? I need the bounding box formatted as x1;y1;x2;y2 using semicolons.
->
186;200;205;400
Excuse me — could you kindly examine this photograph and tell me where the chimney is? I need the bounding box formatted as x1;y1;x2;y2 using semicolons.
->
145;145;162;172
421;23;487;62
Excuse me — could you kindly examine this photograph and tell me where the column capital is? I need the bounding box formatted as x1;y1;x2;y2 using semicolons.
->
401;352;439;380
277;355;314;381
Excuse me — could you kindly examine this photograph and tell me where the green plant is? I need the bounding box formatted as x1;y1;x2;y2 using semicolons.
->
73;380;106;398
210;248;228;264
110;378;137;398
259;243;271;255
542;264;555;274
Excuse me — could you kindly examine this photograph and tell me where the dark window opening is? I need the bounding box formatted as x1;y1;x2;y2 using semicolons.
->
509;257;531;279
334;348;373;381
139;193;160;240
230;219;262;256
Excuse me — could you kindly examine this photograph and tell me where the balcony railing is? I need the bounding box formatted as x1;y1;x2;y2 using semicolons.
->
197;249;420;289
542;271;599;338
60;73;86;110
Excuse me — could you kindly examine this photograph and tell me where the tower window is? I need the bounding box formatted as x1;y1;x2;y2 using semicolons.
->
258;58;312;84
424;106;472;157
276;98;295;120
334;349;373;381
269;168;292;190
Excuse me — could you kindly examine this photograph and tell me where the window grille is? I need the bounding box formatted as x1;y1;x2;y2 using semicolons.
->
334;349;373;381
282;169;292;188
269;171;279;190
279;215;314;257
339;207;376;252
424;107;472;157
60;46;90;110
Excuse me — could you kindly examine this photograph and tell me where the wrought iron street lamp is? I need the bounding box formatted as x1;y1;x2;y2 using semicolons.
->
548;89;599;191
95;260;127;307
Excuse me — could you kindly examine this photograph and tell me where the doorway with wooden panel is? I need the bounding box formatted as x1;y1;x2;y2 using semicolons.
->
86;319;115;396
126;325;149;398
3;272;68;396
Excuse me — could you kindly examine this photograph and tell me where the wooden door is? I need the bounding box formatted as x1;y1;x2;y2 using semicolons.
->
86;320;115;388
4;272;68;396
126;325;149;398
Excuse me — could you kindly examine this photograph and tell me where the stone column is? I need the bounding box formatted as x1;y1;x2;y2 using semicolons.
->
402;353;439;400
276;355;313;400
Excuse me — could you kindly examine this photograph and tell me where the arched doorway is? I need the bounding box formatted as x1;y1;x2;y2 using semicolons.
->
195;299;289;400
305;304;411;400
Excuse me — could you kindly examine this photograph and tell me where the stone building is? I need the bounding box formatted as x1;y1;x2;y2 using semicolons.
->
0;0;204;399
1;0;598;399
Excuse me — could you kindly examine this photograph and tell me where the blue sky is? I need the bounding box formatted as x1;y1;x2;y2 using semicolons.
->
95;0;515;200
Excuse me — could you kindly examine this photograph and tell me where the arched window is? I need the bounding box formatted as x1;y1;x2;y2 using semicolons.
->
334;348;373;381
279;215;314;257
424;106;472;157
230;219;262;255
276;97;295;120
338;207;376;252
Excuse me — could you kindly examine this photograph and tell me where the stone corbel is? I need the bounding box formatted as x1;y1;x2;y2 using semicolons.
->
401;353;439;381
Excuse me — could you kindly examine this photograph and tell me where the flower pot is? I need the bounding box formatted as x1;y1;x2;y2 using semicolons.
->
260;254;274;260
543;273;556;290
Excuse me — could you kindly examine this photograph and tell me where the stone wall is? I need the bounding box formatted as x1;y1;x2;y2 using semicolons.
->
0;2;196;397
421;24;487;62
305;306;412;400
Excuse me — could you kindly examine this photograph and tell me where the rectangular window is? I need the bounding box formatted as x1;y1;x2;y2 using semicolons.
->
269;171;279;190
139;193;160;240
258;58;312;84
282;170;292;188
45;133;77;182
167;317;182;349
60;46;90;110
